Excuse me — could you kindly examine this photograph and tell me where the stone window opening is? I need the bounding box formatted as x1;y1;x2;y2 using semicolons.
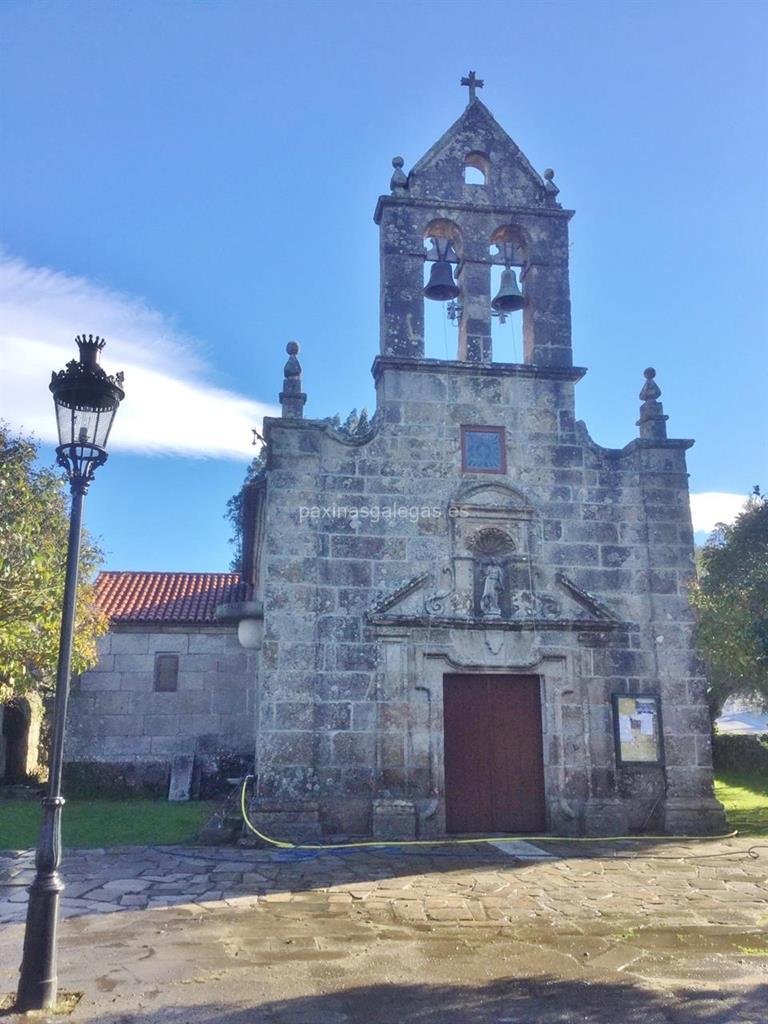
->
464;151;489;186
154;653;179;693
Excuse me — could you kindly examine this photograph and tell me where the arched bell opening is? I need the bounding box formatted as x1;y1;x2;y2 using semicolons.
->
489;265;523;362
489;225;530;365
422;219;463;359
463;151;490;186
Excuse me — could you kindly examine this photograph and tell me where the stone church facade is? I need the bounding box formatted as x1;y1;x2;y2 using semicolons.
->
236;95;725;840
67;91;724;839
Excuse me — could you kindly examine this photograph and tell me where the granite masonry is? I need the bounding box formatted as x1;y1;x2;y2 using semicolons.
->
65;573;255;795
65;85;725;841
236;90;726;840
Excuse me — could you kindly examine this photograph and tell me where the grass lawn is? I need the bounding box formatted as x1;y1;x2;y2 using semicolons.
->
0;799;217;850
714;770;768;835
0;773;764;850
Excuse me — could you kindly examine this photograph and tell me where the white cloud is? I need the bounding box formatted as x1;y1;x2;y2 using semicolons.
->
690;492;747;535
0;251;278;458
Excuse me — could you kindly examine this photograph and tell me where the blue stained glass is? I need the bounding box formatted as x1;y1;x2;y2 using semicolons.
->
465;430;503;470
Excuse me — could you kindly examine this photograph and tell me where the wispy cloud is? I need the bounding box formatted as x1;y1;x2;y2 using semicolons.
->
0;251;278;458
690;492;747;535
0;251;751;532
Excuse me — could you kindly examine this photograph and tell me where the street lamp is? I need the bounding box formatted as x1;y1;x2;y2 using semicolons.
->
16;335;124;1012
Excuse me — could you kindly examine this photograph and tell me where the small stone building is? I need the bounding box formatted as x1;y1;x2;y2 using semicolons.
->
233;91;725;839
65;572;255;794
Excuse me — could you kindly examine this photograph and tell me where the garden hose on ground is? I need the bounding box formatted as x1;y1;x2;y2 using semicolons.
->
239;776;742;851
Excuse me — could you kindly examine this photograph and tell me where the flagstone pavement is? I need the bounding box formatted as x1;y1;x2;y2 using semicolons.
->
1;835;767;1022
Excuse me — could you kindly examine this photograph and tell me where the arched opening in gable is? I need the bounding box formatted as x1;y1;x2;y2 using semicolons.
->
463;151;490;186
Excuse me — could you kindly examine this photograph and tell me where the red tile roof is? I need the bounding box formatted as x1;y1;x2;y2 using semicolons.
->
96;572;247;624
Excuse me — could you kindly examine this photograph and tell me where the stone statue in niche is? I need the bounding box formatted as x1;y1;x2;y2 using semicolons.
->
480;562;504;618
468;527;515;620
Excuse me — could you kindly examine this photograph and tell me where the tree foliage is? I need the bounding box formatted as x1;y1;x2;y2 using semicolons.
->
225;449;266;573
690;490;768;715
0;424;106;700
324;407;371;437
224;409;372;573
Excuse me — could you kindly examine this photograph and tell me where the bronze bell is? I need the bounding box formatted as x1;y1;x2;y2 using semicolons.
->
491;267;524;312
424;259;460;302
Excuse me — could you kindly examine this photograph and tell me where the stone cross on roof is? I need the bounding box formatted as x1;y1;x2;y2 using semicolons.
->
461;70;484;103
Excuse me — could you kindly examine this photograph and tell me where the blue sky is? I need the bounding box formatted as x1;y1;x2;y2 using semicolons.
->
1;0;766;571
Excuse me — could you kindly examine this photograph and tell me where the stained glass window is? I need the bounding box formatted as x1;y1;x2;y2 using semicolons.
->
461;426;506;473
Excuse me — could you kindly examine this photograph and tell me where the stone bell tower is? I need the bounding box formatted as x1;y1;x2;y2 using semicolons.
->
246;75;725;841
376;74;571;367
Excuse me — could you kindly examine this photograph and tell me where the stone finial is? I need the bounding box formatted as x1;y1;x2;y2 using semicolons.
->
542;168;560;206
279;341;306;419
390;156;408;193
636;367;668;440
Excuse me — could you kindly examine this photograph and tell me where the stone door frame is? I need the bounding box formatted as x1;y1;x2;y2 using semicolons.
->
377;626;585;837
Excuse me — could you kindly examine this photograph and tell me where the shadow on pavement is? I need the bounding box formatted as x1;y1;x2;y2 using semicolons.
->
70;978;768;1023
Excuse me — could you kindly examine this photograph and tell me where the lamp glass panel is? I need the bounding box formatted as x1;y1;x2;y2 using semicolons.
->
54;396;117;447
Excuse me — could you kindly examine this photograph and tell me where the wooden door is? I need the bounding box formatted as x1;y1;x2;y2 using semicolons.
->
443;674;545;833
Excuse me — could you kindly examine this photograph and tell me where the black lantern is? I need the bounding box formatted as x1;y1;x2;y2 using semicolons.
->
49;335;125;490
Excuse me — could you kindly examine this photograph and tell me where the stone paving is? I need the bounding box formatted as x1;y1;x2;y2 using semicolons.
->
1;836;768;1022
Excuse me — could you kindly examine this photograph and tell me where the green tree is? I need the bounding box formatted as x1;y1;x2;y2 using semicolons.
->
225;450;266;573
0;424;106;701
690;490;768;717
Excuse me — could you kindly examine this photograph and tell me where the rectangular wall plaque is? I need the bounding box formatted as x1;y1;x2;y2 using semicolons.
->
612;693;664;765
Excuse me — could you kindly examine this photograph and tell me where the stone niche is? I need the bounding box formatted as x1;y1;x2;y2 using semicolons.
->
451;482;535;621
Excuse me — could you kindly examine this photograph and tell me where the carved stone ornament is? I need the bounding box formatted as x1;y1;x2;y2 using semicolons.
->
424;566;456;616
466;527;515;556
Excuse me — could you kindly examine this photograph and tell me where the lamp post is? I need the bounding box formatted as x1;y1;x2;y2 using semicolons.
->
16;335;124;1012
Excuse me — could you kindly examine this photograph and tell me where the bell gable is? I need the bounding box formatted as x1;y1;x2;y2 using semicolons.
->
407;99;549;209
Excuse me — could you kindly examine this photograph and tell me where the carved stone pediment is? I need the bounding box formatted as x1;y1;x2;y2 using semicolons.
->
367;568;621;630
367;483;621;631
369;573;430;617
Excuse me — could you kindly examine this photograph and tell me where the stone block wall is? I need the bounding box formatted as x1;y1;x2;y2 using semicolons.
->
253;357;725;838
65;624;255;791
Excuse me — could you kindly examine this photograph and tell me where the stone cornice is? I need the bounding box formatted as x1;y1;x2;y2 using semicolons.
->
366;614;625;633
215;599;264;624
623;437;695;453
374;194;575;225
372;356;586;384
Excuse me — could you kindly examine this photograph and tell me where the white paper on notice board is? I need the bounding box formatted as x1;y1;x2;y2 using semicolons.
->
639;714;654;736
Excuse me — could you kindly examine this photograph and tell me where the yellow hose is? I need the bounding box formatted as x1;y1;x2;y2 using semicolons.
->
239;777;739;849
